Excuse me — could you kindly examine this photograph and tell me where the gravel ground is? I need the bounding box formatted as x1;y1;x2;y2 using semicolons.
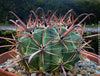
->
0;56;100;76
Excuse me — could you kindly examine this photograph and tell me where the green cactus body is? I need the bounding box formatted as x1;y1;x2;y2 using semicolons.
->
0;9;95;76
18;26;81;72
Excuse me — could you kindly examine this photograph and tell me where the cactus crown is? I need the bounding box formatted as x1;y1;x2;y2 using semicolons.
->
0;7;97;76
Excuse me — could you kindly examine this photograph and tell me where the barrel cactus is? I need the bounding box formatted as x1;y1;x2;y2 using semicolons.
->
0;7;98;76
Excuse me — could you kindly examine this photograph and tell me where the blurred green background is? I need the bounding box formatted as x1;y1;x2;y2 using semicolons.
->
0;0;100;25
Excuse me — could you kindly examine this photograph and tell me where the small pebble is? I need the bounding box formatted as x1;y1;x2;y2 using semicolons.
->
0;65;2;68
92;61;97;65
73;71;78;75
80;70;87;75
7;59;13;63
84;58;90;62
31;73;36;76
90;69;95;74
95;70;100;74
96;66;100;70
8;68;14;72
87;68;91;72
84;74;88;76
67;71;74;76
77;74;82;76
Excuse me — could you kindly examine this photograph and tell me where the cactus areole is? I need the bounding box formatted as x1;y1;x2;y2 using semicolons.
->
1;8;96;75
